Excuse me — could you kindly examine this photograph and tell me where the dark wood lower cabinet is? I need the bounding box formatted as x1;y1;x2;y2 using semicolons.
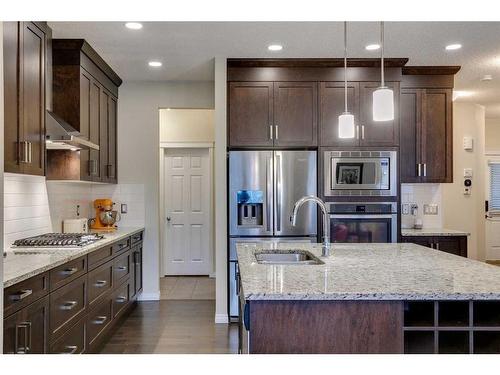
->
4;296;50;354
3;231;144;354
402;235;467;257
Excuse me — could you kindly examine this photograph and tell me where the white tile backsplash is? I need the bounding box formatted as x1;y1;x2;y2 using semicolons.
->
4;173;145;249
4;173;52;248
401;183;443;229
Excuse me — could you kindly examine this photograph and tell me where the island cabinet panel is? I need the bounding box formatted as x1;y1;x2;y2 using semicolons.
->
402;235;467;258
400;88;453;183
3;231;144;354
248;300;404;354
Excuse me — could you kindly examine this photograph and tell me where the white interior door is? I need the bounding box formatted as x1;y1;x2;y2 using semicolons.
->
486;156;500;260
164;148;211;275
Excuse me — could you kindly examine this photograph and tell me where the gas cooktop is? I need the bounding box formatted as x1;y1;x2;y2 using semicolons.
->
12;233;104;248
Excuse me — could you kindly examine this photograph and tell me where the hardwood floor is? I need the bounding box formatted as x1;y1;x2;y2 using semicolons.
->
99;300;238;354
160;276;215;300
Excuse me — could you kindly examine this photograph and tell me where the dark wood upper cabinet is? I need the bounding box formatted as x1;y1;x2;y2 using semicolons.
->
319;82;359;147
359;82;400;147
273;82;317;147
400;88;453;183
229;81;317;147
48;39;121;183
229;82;274;147
3;22;50;176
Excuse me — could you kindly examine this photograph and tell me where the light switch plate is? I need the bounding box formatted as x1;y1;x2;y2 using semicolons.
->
423;204;439;215
464;168;473;178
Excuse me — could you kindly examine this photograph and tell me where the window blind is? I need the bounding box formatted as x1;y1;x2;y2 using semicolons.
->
489;162;500;215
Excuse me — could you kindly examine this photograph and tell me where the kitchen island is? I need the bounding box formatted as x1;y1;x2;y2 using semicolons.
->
237;242;500;354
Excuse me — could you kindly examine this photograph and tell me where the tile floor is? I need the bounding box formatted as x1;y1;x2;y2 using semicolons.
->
160;276;215;300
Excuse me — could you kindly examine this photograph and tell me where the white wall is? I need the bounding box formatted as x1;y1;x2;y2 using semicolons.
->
485;118;500;152
159;108;214;143
118;81;214;301
442;103;486;260
214;58;227;323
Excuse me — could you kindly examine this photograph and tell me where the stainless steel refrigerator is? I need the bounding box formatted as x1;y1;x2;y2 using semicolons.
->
228;150;317;319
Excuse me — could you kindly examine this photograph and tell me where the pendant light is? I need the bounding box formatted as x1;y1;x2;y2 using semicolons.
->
373;21;394;122
338;21;355;139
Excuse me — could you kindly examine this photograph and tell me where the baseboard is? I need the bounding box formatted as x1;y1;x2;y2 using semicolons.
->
215;313;229;324
137;291;161;301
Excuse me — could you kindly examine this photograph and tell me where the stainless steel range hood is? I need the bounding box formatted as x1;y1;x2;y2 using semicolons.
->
45;111;99;150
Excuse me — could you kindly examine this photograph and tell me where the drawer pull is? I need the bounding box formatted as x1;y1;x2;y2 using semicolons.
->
94;280;108;287
116;266;127;271
118;243;127;248
92;315;108;325
15;321;32;354
60;267;78;276
62;345;78;354
133;235;141;241
116;296;127;303
60;301;78;311
10;289;33;301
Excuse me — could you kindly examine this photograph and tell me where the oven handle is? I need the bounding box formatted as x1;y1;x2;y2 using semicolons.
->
329;214;396;219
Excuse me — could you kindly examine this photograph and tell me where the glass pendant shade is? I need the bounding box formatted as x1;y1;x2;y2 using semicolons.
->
338;112;355;138
373;86;394;121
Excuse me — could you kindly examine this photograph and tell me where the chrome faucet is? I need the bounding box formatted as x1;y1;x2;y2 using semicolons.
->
290;195;331;257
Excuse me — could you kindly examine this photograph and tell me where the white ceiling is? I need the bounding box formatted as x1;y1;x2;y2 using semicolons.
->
49;21;500;117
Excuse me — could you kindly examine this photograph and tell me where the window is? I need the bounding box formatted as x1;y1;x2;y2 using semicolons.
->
489;162;500;215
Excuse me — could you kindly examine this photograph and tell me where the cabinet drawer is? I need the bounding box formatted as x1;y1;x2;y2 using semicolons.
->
4;272;50;317
87;294;113;347
113;281;130;318
50;256;87;291
113;251;131;284
49;275;87;339
88;260;113;306
131;231;143;246
112;237;130;256
88;244;114;271
49;317;86;354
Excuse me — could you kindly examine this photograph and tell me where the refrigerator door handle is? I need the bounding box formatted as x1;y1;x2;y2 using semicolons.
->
266;155;273;233
275;152;282;233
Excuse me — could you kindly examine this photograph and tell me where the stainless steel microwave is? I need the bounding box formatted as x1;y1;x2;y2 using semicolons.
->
323;150;397;197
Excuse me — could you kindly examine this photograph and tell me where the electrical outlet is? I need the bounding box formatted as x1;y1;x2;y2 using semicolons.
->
402;204;410;215
121;204;128;214
423;204;438;215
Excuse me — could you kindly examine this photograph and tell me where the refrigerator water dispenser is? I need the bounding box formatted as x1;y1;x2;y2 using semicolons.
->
237;190;263;227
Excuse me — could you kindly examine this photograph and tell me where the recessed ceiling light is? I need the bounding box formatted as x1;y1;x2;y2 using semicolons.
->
481;74;493;81
125;22;143;30
445;44;462;51
268;44;283;51
365;44;380;51
148;61;162;67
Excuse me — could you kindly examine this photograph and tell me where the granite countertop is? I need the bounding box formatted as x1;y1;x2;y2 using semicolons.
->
3;227;144;288
237;242;500;301
401;228;470;237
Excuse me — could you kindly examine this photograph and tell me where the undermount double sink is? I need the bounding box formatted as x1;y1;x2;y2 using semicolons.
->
255;250;324;265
